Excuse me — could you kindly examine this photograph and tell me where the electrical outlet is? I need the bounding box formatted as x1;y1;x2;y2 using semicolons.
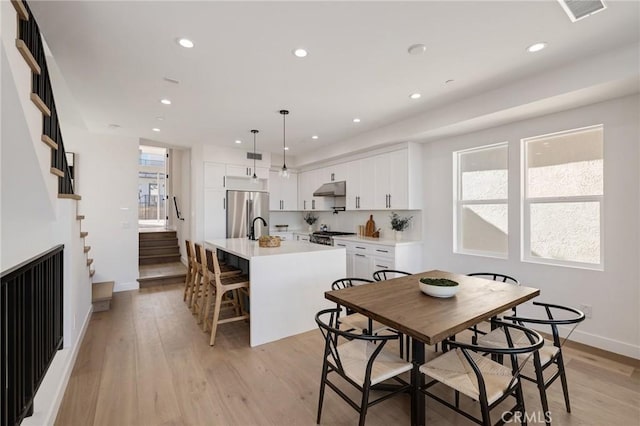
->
579;304;592;319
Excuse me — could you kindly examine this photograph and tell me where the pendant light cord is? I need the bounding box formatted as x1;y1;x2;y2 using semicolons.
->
279;110;289;176
251;129;259;179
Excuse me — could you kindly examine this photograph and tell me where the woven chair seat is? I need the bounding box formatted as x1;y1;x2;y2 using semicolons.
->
478;328;559;366
335;339;412;386
420;348;515;405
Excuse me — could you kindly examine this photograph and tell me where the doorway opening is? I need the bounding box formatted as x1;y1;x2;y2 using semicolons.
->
138;145;167;229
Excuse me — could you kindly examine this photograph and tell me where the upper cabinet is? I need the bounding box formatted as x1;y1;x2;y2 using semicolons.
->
269;171;298;211
226;165;269;179
298;169;332;211
204;162;226;189
345;157;374;210
373;149;409;210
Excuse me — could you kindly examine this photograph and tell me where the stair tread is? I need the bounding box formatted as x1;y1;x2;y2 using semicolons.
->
84;246;91;253
92;281;114;302
80;231;88;237
77;215;85;220
137;272;186;281
87;258;94;266
139;253;181;258
89;269;95;277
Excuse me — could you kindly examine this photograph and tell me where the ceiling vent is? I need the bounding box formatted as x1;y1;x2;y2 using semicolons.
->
558;0;607;22
247;152;262;160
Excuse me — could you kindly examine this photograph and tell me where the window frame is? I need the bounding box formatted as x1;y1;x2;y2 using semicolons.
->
520;124;604;270
453;141;509;259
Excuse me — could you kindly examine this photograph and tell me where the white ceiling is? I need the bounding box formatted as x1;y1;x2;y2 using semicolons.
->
30;1;640;157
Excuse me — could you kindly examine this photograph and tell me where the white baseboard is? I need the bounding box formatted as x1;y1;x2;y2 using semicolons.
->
114;280;139;292
22;305;93;426
532;323;640;360
568;328;640;359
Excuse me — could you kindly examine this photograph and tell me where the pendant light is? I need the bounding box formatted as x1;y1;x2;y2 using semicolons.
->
251;129;259;183
279;109;290;178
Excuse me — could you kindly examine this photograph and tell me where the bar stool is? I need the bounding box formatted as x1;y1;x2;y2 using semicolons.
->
191;243;241;319
183;240;196;303
202;248;250;346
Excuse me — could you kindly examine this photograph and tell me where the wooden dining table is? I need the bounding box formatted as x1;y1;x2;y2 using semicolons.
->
324;270;540;426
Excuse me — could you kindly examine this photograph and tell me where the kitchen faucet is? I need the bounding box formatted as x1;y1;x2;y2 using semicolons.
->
249;216;267;240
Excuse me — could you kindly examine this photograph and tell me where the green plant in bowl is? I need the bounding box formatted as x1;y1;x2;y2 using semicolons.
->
418;278;459;298
419;278;459;287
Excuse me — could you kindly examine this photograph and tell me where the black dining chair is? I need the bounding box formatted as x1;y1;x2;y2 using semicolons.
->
477;302;586;426
372;269;411;281
466;272;520;343
331;278;388;335
420;320;544;426
315;308;412;426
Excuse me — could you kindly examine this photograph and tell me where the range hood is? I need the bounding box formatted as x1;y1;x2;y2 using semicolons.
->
313;181;346;197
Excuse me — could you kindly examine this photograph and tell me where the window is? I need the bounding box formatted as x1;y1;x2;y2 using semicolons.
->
522;125;603;268
454;142;509;257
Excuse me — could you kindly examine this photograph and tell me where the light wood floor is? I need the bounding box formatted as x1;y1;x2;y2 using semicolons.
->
56;284;640;425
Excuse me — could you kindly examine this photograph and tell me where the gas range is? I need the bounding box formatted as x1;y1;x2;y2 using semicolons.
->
309;231;356;246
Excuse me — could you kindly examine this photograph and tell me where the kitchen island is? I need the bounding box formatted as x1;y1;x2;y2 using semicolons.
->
206;238;346;346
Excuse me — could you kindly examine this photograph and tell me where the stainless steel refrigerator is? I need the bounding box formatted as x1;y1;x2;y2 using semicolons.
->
226;190;269;239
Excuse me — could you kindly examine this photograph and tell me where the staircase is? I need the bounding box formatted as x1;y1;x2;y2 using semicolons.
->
10;0;113;311
139;230;181;264
138;230;186;288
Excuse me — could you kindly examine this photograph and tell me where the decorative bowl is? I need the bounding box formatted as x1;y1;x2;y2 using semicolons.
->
418;278;459;298
258;235;281;247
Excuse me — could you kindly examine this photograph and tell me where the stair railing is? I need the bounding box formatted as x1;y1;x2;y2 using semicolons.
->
18;1;75;195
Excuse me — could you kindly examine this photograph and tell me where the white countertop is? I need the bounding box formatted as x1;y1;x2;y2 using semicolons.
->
206;238;342;260
332;235;422;247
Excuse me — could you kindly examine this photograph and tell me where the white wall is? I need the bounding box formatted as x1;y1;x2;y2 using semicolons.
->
2;9;92;423
63;126;140;292
422;95;640;358
170;148;191;264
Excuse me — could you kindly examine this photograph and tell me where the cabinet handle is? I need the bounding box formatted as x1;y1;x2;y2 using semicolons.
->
375;264;388;268
355;254;366;257
304;200;306;210
388;194;391;208
331;173;335;181
376;249;389;253
223;198;226;209
223;176;226;187
312;200;315;210
355;246;366;250
336;244;346;247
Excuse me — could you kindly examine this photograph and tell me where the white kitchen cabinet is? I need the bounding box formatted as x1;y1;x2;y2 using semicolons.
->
352;251;372;279
204;162;226;189
227;165;269;179
346;157;374;210
298;169;331;211
333;237;423;280
203;188;226;240
270;231;293;241
269;171;298;211
293;232;310;242
373;150;409;210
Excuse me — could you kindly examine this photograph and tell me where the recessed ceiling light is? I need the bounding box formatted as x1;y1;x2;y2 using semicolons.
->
527;42;547;53
410;93;422;100
353;118;361;123
160;98;172;105
152;128;160;132
293;48;308;58
177;38;194;48
284;146;290;151
235;140;242;144
311;135;319;140
407;44;427;55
